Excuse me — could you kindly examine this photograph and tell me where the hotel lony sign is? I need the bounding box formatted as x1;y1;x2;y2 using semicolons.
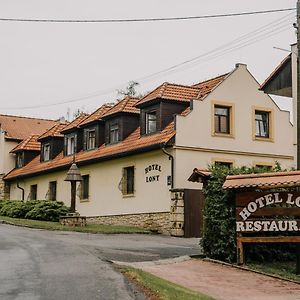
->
236;192;300;233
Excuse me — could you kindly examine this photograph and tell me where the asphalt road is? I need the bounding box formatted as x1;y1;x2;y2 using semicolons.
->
0;224;200;300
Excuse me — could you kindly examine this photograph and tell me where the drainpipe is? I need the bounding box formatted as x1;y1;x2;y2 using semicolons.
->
16;178;24;201
162;138;174;189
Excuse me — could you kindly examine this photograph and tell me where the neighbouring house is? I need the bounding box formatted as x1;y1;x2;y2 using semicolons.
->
4;63;295;236
0;114;57;199
260;43;296;160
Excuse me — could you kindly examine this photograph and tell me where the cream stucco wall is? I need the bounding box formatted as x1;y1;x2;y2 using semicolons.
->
291;44;297;162
174;64;294;189
0;130;18;175
9;150;173;217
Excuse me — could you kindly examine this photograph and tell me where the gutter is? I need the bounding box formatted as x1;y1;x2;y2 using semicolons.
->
162;137;175;189
16;178;25;201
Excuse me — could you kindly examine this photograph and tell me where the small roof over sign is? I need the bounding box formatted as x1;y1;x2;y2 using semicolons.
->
223;170;300;190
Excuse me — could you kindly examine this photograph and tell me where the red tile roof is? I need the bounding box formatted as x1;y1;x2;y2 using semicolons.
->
10;135;40;153
79;104;113;127
192;73;229;98
259;54;291;90
61;113;89;133
0;114;57;141
136;83;201;106
37;123;67;141
103;96;140;118
4;122;175;180
223;171;300;190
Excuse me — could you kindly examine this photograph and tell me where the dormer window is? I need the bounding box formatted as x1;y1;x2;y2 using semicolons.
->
42;144;51;161
146;111;157;134
65;134;76;156
87;129;96;150
16;152;24;168
109;123;119;143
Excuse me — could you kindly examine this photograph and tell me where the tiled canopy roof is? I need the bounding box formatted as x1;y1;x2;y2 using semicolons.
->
4;122;175;180
188;168;211;183
0;114;57;141
223;171;300;190
192;73;228;98
37;123;67;141
10;135;40;153
103;96;140;118
61;113;89;133
79;104;113;127
136;83;201;106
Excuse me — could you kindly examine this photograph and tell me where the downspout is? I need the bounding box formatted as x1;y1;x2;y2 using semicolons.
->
16;178;24;201
162;137;174;189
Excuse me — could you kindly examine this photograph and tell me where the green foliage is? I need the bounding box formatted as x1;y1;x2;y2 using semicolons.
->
201;163;284;263
0;200;69;221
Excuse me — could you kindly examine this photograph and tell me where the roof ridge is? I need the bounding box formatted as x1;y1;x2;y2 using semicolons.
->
192;72;229;87
0;113;56;122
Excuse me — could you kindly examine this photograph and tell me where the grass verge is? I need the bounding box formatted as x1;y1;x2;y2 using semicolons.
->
119;266;215;300
0;216;151;234
247;261;300;283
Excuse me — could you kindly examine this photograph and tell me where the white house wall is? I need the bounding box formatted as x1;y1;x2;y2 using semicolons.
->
0;131;17;175
9;149;172;217
174;64;294;189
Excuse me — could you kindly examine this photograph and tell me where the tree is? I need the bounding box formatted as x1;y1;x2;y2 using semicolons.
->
117;81;139;97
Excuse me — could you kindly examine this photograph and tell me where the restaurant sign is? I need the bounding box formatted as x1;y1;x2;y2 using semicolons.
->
236;192;300;233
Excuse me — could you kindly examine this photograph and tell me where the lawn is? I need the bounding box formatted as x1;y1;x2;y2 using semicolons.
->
120;266;215;300
0;216;151;234
247;261;300;283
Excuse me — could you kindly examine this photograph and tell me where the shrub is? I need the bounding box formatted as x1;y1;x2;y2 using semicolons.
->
25;201;69;221
0;200;69;221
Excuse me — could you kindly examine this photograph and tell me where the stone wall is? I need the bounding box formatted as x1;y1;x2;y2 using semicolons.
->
0;174;9;200
87;212;171;234
170;189;185;237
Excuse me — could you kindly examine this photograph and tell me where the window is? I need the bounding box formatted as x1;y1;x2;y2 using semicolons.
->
87;129;96;150
16;153;24;168
42;144;51;161
122;166;135;195
80;175;89;200
215;161;233;169
49;181;57;201
255;111;269;138
65;134;76;155
214;105;230;134
255;164;273;171
109;123;119;143
30;184;37;200
146;111;157;134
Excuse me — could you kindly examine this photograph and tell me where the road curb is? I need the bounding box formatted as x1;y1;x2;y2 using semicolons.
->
202;257;300;285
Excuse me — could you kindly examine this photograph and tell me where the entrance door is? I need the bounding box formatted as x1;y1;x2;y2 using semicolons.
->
184;189;205;238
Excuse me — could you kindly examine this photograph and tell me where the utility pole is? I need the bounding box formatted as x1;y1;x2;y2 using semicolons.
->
297;0;300;169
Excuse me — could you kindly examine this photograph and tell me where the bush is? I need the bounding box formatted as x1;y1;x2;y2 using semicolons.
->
0;200;69;221
25;201;69;222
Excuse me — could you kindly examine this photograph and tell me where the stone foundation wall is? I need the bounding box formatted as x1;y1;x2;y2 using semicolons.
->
87;212;171;234
170;189;185;237
0;174;9;200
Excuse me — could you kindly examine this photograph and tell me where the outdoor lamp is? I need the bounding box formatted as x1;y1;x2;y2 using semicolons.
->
64;162;83;213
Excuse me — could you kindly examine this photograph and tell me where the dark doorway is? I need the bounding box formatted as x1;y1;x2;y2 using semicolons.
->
184;189;205;238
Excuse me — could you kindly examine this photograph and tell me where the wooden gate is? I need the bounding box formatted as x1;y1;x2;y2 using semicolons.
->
184;189;205;238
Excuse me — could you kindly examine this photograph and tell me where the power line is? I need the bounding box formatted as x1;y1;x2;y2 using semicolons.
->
0;8;295;23
0;12;295;110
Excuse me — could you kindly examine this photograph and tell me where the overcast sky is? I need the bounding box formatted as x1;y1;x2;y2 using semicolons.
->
0;0;296;120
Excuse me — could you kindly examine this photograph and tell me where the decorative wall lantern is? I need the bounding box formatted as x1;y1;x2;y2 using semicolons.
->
64;162;83;213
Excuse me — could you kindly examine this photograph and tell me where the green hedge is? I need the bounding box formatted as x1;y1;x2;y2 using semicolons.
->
0;200;69;221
